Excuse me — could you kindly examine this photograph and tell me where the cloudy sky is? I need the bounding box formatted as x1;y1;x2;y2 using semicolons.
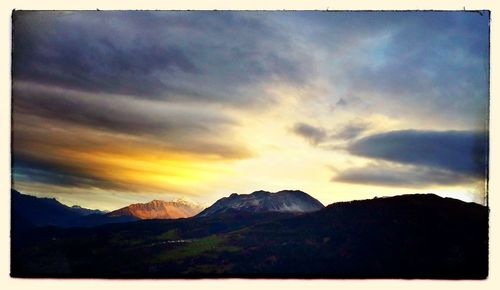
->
12;11;489;210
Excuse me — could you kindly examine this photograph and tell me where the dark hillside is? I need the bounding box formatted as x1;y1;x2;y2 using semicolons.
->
11;194;488;279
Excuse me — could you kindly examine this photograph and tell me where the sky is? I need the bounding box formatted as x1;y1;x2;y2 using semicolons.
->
11;11;489;210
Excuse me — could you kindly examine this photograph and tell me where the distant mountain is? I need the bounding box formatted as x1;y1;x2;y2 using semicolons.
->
70;205;108;216
11;189;137;228
12;189;88;227
197;190;324;217
108;199;204;220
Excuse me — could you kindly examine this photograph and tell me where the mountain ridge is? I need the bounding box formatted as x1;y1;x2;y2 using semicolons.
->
11;189;137;228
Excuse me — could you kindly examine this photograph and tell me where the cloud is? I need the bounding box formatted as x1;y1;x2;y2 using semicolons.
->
13;13;195;98
11;119;244;195
292;121;370;146
13;81;252;159
304;11;489;128
11;151;196;195
292;122;327;145
13;11;488;123
332;162;476;187
336;98;348;107
333;122;370;140
11;80;254;194
348;130;488;178
12;153;120;189
12;11;312;106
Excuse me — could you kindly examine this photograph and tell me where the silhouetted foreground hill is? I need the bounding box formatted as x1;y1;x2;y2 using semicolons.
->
11;194;488;279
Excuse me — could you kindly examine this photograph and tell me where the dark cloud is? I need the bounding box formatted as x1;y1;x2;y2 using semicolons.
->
11;152;185;194
303;12;489;128
12;11;311;105
292;121;370;146
13;13;197;98
348;130;489;178
12;82;253;159
332;163;476;187
11;117;252;192
13;82;233;137
336;98;348;107
292;122;327;145
333;122;370;140
12;153;120;189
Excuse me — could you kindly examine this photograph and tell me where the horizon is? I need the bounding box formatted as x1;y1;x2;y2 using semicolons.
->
12;11;489;211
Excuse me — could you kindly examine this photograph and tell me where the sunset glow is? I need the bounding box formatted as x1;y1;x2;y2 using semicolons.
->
12;11;489;210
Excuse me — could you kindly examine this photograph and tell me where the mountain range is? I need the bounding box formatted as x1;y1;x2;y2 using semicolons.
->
11;190;489;279
11;189;488;278
11;189;328;227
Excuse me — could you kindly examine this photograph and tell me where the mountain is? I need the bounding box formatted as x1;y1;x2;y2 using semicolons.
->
11;189;137;228
70;205;108;216
11;193;487;278
108;199;204;220
197;190;324;217
12;189;88;227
